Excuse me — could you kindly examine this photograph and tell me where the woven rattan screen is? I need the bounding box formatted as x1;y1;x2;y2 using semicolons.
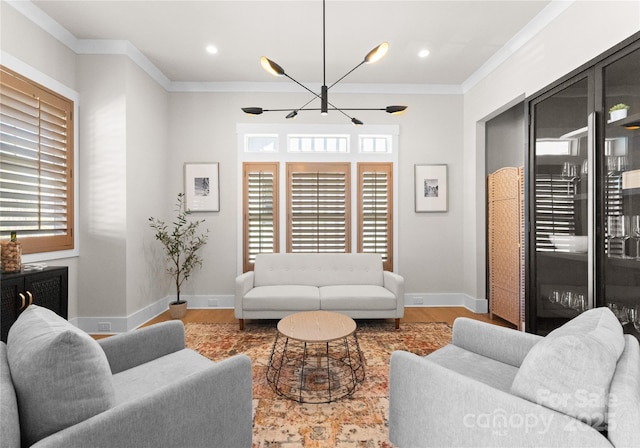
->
488;167;525;329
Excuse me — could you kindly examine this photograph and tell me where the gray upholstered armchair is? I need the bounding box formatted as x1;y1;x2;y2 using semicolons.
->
1;305;253;448
389;308;640;448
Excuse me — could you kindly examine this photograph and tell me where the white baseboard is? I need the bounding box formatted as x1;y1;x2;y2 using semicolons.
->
73;292;487;334
404;293;488;314
73;294;235;334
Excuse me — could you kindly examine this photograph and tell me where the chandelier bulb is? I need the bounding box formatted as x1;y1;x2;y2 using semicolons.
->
365;42;389;64
286;110;298;119
242;107;264;115
385;105;408;115
261;57;285;76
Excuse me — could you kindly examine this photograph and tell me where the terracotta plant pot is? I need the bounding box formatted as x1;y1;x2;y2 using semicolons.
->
169;301;188;319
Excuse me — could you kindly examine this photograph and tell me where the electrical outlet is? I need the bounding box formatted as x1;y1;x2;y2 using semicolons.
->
98;322;111;332
414;296;424;305
208;299;218;307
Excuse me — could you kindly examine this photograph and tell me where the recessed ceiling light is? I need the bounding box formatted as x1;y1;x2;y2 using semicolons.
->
206;45;218;55
418;49;430;58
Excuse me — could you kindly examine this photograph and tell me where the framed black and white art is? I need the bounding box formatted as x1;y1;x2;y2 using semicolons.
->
184;162;220;212
415;164;448;212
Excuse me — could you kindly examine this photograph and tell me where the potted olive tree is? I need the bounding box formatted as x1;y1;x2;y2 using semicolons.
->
149;193;209;319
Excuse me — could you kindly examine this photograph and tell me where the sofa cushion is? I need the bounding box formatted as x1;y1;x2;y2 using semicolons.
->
511;307;625;429
7;305;115;446
320;285;397;310
111;349;213;405
427;344;519;394
243;285;320;311
0;342;20;448
253;253;384;287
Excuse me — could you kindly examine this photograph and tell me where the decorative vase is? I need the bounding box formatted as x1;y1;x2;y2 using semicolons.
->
1;231;22;273
169;301;188;319
610;109;628;121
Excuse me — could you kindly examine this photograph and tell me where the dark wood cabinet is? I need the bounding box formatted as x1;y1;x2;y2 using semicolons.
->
1;267;68;342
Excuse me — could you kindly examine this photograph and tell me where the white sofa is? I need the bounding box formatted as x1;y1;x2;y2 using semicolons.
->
235;253;404;330
389;308;640;448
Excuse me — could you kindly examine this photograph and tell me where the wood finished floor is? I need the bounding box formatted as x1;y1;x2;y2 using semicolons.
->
140;307;514;329
92;307;513;339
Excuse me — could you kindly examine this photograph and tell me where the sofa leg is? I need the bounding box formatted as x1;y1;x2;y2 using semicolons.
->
395;318;400;330
239;319;244;331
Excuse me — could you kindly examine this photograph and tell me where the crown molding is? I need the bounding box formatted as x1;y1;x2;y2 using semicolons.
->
7;0;568;96
168;81;462;95
462;0;574;93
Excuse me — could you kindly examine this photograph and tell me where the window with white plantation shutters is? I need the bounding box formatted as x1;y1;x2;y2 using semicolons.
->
287;163;350;253
358;163;393;270
0;66;74;254
243;162;279;271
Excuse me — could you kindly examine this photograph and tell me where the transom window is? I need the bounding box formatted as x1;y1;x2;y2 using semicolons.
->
288;134;349;153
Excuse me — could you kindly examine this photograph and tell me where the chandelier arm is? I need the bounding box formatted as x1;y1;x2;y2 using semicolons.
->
281;74;322;101
295;97;319;112
327;61;366;90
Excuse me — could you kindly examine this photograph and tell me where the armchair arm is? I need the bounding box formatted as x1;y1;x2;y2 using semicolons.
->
389;351;612;448
234;271;255;319
33;354;253;448
383;271;405;317
98;321;185;374
451;317;541;367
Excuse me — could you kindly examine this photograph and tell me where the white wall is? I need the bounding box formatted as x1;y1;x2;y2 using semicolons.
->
125;60;170;316
76;55;128;318
167;91;463;298
462;1;640;301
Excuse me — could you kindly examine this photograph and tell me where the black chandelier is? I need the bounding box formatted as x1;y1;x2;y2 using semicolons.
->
241;0;407;125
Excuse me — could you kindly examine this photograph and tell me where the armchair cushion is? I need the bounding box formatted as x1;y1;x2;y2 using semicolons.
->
6;305;115;446
511;307;625;428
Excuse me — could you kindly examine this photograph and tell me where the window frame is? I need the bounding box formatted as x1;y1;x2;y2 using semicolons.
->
0;65;76;255
237;123;398;274
242;162;279;271
286;162;351;254
358;162;393;271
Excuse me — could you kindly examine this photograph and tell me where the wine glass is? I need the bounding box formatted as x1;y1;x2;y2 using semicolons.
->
628;306;640;333
608;302;630;325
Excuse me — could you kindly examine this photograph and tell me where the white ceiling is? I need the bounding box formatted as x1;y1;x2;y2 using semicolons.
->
25;0;560;90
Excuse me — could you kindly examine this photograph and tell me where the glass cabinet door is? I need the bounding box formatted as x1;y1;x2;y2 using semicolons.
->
601;46;640;336
531;76;592;334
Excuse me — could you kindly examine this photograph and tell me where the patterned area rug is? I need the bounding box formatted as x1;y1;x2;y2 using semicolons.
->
184;320;452;448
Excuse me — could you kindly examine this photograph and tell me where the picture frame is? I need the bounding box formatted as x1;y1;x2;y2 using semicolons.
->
184;162;220;212
415;164;448;212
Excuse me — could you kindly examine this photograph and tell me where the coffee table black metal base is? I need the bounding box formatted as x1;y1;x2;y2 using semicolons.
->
266;331;365;404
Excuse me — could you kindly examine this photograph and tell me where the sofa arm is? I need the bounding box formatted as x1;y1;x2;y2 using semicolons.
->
383;271;404;316
98;321;185;374
389;351;612;448
32;354;253;448
451;317;541;367
234;271;255;318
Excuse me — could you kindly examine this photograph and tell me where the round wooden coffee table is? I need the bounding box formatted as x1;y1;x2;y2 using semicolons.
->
266;310;365;403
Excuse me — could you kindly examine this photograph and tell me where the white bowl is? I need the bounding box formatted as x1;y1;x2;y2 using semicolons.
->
549;235;588;253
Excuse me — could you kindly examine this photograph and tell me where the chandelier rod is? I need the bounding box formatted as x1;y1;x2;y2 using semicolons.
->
323;0;326;87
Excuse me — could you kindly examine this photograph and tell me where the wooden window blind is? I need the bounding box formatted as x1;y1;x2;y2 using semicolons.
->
0;66;74;254
358;162;393;270
287;162;351;253
243;162;279;272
